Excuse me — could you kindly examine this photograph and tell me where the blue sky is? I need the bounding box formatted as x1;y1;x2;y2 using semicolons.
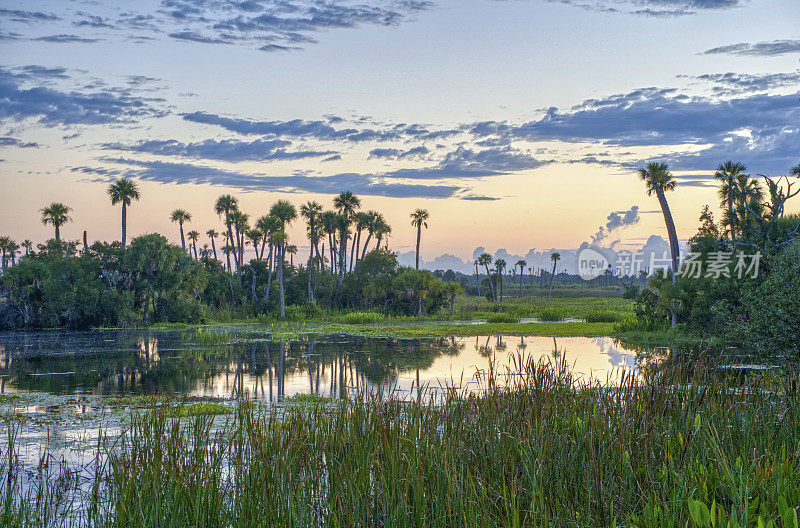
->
1;0;798;263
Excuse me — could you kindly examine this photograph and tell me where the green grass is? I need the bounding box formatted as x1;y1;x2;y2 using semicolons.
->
2;356;798;526
161;402;232;418
484;313;519;323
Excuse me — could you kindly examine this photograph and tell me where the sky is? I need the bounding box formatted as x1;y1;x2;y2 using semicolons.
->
1;0;799;270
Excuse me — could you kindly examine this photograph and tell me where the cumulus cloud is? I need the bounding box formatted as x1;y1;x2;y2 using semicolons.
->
703;39;800;57
101;138;337;162
0;137;39;148
693;72;800;94
591;205;641;245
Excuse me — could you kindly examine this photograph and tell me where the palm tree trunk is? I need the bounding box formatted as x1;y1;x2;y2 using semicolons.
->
548;263;556;302
415;225;421;270
211;238;217;261
179;222;186;250
360;233;373;260
728;180;736;243
483;264;495;301
55;224;60;242
192;241;198;260
655;188;680;328
265;244;274;303
278;243;286;319
121;202;127;247
350;228;360;271
519;267;523;298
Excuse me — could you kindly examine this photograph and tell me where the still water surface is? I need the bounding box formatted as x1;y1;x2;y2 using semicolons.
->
0;329;646;401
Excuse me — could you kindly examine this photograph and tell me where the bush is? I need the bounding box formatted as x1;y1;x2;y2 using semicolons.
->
536;308;565;321
485;313;518;323
584;311;622;323
338;311;386;324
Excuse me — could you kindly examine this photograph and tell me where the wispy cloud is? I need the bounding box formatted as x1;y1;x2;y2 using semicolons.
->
101;138;337;162
703;39;800;57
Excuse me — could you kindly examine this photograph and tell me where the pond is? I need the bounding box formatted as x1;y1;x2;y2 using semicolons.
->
0;329;651;401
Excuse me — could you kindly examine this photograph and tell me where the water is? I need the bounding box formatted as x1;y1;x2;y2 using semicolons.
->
0;329;646;401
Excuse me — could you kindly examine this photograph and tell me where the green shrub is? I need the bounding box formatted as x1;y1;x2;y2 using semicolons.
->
338;311;386;324
485;313;518;323
537;308;565;321
584;311;622;323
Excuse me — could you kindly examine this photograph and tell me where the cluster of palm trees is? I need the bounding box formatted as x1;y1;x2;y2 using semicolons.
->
0;237;31;272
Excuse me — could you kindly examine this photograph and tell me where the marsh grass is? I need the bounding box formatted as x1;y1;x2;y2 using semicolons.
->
4;353;798;527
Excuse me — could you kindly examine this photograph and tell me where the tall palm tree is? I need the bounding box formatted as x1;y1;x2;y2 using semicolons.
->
107;178;140;247
319;211;338;274
350;211;371;271
548;252;560;302
170;209;191;250
246;228;262;261
270;200;297;318
359;211;380;260
21;240;32;257
40;202;72;241
271;231;288;319
7;241;19;266
477;253;495;302
374;217;391;251
410;209;429;271
230;210;250;274
516;259;527;298
495;259;506;302
638;162;680;328
187;230;200;259
333;191;361;283
300;201;323;302
715;161;748;242
206;229;219;261
214;195;239;272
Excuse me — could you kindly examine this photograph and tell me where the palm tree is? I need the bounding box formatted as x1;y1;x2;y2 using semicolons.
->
791;164;800;177
350;211;371;271
246;228;262;261
374;217;391;251
638;162;680;328
206;229;219;261
320;211;338;273
22;240;32;257
477;253;495;301
170;209;191;250
0;237;10;272
516;259;527;297
40;202;72;241
186;230;200;259
270;200;297;318
359;211;380;260
107;178;140;247
333;191;361;283
271;231;288;319
230;210;250;274
548;252;560;302
410;209;429;271
300;201;323;302
495;259;506;302
715;161;748;242
214;195;239;272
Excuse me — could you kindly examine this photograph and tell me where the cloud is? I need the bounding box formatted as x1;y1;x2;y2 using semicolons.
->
0;8;60;23
73;13;117;29
703;39;800;57
0;68;167;126
168;31;233;44
101;138;337;161
75;157;460;198
522;0;744;16
182;110;457;143
0;137;39;148
35;34;101;43
369;145;430;160
693;72;800;94
381;146;549;179
468;88;800;173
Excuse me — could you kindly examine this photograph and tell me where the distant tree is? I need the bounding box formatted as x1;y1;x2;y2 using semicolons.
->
40;202;72;241
107;178;140;247
516;259;527;297
22;240;33;257
410;209;429;271
205;229;219;261
0;236;10;272
548;252;560;302
477;253;495;301
187;230;200;259
333;191;360;284
300;201;323;302
214;195;239;273
170;209;192;250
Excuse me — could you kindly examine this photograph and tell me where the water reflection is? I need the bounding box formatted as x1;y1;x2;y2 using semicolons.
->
0;330;670;401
